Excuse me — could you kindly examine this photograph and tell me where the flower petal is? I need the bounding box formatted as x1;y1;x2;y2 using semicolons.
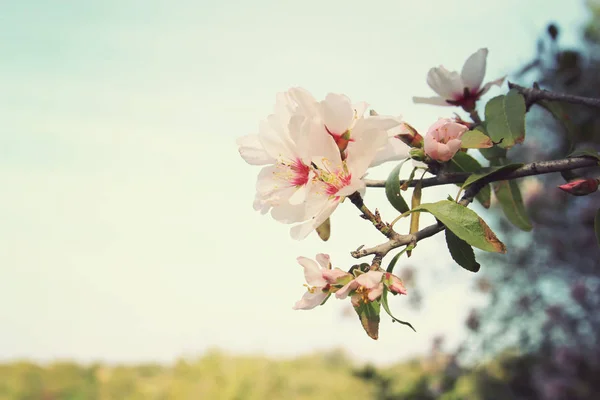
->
292;290;328;310
315;253;331;269
387;274;408;295
323;267;350;283
370;137;411;167
252;193;271;214
426;67;464;99
335;280;359;299
424;133;439;160
288;87;319;116
297;256;327;287
436;142;453;162
290;199;340;240
412;96;453;106
320;93;355;135
355;271;384;289
479;76;506;96
345;129;388;177
367;284;384;302
236;134;275;165
255;165;297;205
353;101;369;119
270;201;309;223
303;124;341;169
258;118;296;160
351;116;401;139
461;48;488;92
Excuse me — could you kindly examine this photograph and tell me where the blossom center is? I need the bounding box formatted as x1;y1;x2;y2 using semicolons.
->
276;157;311;187
316;162;352;197
303;283;330;293
355;286;371;305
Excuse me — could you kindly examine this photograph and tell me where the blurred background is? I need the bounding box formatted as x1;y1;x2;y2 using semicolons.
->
1;0;599;398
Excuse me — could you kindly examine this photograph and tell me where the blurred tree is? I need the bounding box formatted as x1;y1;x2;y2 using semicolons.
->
454;1;600;398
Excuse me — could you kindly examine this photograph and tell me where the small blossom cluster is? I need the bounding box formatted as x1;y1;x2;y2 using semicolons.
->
293;254;407;310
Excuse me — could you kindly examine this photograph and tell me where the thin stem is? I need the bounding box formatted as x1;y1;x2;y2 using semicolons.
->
350;151;600;262
509;82;600;109
365;156;599;188
468;109;482;124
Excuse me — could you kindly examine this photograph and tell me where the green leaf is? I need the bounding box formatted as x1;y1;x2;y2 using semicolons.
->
476;185;492;209
445;230;480;273
538;100;576;153
315;218;331;241
381;288;415;332
319;293;332;306
449;151;482;172
408;181;422;257
349;263;371;276
460;128;493;149
401;167;418;191
386;246;412;273
567;148;600;163
385;161;410;213
412;200;507;253
485;89;526;149
462;164;524;189
492;180;533;231
479;146;508;161
595;209;600;248
354;299;381;340
447;152;491;209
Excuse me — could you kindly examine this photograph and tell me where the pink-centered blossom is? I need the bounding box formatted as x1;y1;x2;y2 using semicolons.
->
293;254;351;310
238;87;406;240
288;123;388;240
237;88;323;218
413;48;505;110
424;118;469;162
336;271;407;307
318;93;397;152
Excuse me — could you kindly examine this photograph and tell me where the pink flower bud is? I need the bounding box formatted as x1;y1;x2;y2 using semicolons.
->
423;118;469;162
395;123;424;148
384;272;408;295
558;178;599;196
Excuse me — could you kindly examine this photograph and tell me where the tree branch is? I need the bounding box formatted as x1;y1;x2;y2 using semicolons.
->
347;192;415;262
365;156;599;188
509;82;600;109
351;154;599;264
350;181;485;261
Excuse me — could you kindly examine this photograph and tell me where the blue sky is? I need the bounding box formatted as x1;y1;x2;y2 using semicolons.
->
0;1;589;365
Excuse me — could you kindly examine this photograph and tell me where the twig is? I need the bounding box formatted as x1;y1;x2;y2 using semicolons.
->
351;182;485;260
509;82;600;109
365;156;599;188
347;192;415;261
468;109;482;124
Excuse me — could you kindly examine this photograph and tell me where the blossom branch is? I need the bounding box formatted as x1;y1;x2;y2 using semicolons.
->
364;156;599;188
350;181;487;261
347;192;394;239
509;82;600;109
347;192;415;261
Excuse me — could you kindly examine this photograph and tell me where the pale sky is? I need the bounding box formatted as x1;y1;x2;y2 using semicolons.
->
0;0;588;365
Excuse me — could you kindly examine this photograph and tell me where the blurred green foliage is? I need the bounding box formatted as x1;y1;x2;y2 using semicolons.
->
0;348;586;400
